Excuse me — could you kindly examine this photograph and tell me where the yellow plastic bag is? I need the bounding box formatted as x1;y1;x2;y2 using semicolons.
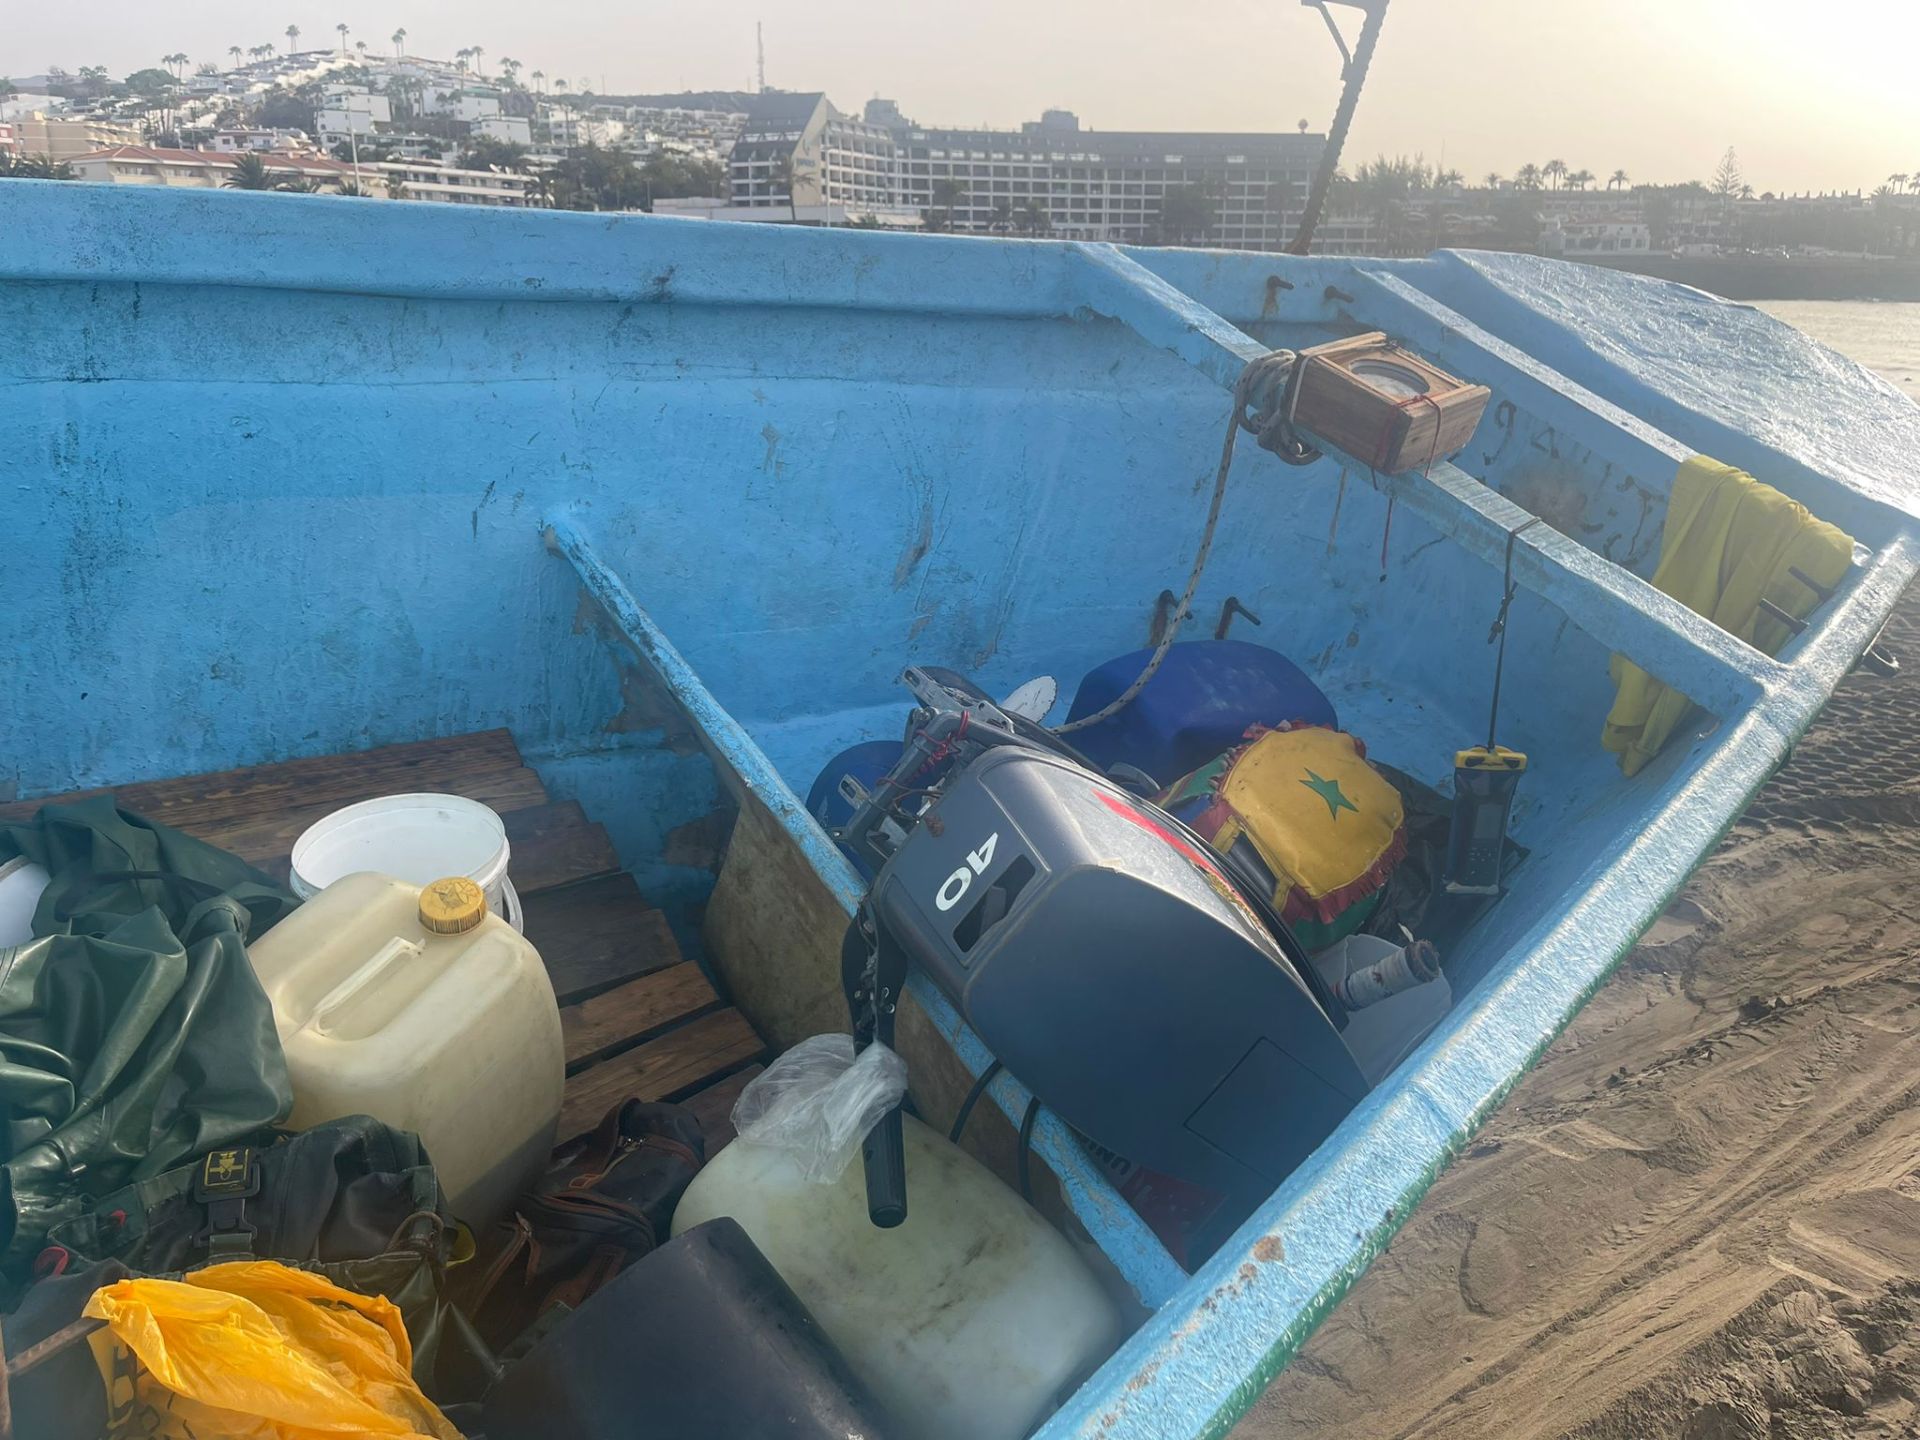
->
82;1260;461;1440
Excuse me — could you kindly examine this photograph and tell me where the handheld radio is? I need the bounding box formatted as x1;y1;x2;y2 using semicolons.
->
1445;517;1537;896
1446;746;1525;894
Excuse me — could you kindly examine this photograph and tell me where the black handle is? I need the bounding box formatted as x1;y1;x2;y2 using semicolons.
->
862;1107;908;1228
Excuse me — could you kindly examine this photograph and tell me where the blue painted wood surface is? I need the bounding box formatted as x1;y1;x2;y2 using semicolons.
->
5;181;1918;1439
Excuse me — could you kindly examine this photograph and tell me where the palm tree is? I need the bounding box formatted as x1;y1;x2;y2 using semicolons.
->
228;45;244;65
1;152;77;179
285;24;300;52
1516;162;1542;191
1543;158;1568;191
1892;174;1911;196
392;28;407;57
1017;199;1050;237
928;176;966;232
223;152;280;189
1568;168;1594;191
455;48;472;73
500;58;521;84
1609;168;1630;191
1483;171;1502;190
1435;167;1463;189
261;42;276;58
335;23;349;54
355;40;368;60
987;199;1013;234
469;47;485;76
163;53;189;80
531;69;544;93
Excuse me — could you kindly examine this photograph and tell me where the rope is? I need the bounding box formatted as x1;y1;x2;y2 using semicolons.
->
1485;517;1542;749
1055;351;1318;736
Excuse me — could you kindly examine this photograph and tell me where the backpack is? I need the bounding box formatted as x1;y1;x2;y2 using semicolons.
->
458;1099;705;1356
42;1113;449;1275
8;1118;498;1436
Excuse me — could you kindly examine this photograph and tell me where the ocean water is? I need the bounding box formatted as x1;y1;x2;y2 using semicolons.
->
1757;300;1920;402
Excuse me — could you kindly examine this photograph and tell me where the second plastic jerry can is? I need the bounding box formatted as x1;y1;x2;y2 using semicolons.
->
246;871;564;1229
673;1111;1124;1440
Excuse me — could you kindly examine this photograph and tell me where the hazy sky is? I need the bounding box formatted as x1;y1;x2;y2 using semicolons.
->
7;0;1917;192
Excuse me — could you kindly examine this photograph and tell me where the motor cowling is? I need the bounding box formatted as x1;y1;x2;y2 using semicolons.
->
866;743;1368;1207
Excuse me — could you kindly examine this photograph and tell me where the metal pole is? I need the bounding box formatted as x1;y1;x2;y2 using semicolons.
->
1287;0;1390;256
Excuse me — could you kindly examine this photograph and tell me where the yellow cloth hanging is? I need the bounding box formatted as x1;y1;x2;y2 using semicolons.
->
82;1261;460;1440
1603;456;1853;776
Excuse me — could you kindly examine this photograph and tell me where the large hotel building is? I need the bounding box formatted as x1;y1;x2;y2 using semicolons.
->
661;90;1372;253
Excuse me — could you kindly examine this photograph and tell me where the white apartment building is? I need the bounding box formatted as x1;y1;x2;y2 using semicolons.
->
380;132;453;161
616;105;744;165
317;86;392;143
533;105;626;150
421;82;507;120
211;128;313;154
370;158;536;206
723;92;1325;248
729;92;895;219
472;115;533;147
452;93;502;123
1541;218;1653;257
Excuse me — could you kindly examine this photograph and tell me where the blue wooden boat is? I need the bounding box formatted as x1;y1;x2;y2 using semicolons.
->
5;181;1919;1437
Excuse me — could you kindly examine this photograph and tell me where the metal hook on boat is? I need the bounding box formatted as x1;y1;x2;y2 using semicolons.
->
1149;589;1179;647
1215;597;1262;640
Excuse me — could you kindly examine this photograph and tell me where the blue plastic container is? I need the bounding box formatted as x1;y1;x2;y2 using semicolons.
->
1062;638;1338;783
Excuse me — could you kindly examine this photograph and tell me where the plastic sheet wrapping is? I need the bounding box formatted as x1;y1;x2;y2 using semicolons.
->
731;1034;908;1183
81;1260;461;1440
0;797;297;1270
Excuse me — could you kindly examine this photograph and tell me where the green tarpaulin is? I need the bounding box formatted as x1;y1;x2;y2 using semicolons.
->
0;797;295;1272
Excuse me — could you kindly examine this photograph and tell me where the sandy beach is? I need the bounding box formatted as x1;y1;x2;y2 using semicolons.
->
1238;585;1920;1439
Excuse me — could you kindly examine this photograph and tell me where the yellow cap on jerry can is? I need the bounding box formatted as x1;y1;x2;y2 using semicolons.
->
419;876;488;934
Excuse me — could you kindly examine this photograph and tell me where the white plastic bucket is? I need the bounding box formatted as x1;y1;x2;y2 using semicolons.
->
290;793;524;932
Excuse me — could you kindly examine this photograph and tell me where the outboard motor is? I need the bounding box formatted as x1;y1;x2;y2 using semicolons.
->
838;668;1368;1231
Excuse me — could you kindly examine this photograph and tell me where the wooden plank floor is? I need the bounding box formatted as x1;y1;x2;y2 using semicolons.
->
8;730;766;1151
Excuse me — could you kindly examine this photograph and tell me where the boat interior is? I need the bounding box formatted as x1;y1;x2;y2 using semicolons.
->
8;184;1920;1436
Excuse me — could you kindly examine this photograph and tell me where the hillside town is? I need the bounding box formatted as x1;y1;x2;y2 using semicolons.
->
1;42;1916;264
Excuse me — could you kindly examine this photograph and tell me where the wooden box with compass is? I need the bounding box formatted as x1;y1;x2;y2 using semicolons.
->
1291;332;1492;474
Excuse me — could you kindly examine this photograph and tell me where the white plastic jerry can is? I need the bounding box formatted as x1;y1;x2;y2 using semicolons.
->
246;872;565;1230
674;1112;1125;1440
